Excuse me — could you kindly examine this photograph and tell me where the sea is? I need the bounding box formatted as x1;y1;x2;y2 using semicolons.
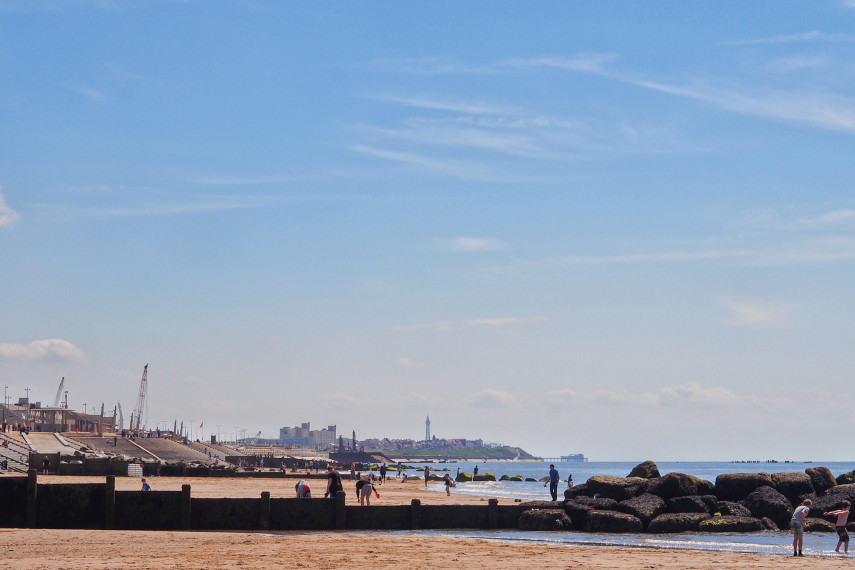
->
364;460;855;558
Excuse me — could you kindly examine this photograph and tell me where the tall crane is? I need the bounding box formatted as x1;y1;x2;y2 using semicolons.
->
53;377;65;408
132;364;148;431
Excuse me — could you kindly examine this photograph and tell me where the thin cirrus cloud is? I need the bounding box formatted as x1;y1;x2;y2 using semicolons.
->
0;339;86;362
440;237;503;253
394;316;546;332
725;31;855;45
719;300;794;330
0;188;20;228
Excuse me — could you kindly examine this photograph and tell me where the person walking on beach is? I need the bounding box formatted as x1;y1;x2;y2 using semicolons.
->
380;462;387;483
548;464;560;501
325;465;343;498
790;498;812;556
825;500;850;554
424;465;430;487
42;456;50;475
141;478;151;491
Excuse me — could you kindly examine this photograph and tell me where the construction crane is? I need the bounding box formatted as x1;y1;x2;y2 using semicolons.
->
132;364;148;431
248;431;262;445
53;377;65;408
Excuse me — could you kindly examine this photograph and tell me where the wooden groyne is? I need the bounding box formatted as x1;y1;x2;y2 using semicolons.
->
0;471;521;531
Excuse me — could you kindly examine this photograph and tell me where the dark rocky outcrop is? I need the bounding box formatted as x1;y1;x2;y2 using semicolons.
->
565;497;619;531
586;510;644;533
836;471;855;485
667;495;717;514
698;515;765;533
473;473;496;482
647;512;710;533
760;517;778;531
715;473;772;501
771;472;814;506
585;476;648;501
807;491;852;520
518;509;573;531
628;460;660;479
806;467;837;494
804;518;836;532
455;473;472;483
617;493;667;528
718;501;752;517
647;472;713;500
743;486;793;529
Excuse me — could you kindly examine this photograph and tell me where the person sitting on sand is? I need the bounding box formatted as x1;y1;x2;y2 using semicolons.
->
141;478;151;492
790;498;812;557
825;500;850;554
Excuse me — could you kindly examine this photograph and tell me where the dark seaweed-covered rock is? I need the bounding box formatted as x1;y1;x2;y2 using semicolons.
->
667;495;717;514
455;472;472;483
509;475;524;482
617;493;667;528
760;517;778;531
826;483;855;502
586;510;644;533
771;472;814;505
628;460;660;479
585;476;648;501
473;473;496;482
837;471;855;485
804;518;836;532
564;483;587;501
743;486;793;529
518;509;573;531
525;477;538;482
715;473;772;501
806;466;837;494
565;497;619;530
647;512;711;533
647;472;712;500
698;515;765;533
718;501;753;517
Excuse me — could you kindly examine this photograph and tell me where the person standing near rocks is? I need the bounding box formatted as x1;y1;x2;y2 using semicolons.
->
825;500;850;554
790;498;812;557
325;465;343;498
424;465;430;487
548;464;560;501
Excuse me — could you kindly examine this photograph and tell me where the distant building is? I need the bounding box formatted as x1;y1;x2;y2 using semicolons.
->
425;414;430;441
279;422;336;450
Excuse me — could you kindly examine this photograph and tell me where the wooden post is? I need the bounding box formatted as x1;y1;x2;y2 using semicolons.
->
410;498;421;530
334;491;346;529
181;484;192;530
26;469;38;528
260;491;271;530
105;475;116;529
487;498;499;529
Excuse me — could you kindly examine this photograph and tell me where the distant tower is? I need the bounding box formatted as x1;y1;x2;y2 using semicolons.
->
425;414;431;441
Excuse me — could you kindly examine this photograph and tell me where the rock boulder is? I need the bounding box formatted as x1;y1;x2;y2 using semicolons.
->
647;472;712;500
771;472;814;505
698;515;765;533
585;476;648;501
718;501;752;517
518;509;573;531
617;493;667;528
715;473;772;501
743;486;793;529
806;467;837;494
647;513;710;533
667;495;717;514
628;460;660;479
586;510;644;533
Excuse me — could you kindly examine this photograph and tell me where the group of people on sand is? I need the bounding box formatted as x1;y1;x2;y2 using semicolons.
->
790;498;850;556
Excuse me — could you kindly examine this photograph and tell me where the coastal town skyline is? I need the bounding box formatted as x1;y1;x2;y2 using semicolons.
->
3;2;855;461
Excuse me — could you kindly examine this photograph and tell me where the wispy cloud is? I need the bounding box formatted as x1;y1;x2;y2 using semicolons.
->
58;81;105;103
545;381;768;410
0;339;86;362
395;316;546;332
468;388;517;408
719;300;794;330
0;187;20;228
439;237;503;253
726;31;855;45
500;53;617;74
768;55;830;73
35;200;257;221
368;94;513;116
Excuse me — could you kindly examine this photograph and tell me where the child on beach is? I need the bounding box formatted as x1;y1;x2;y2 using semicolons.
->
824;500;850;554
443;474;455;496
141;478;151;492
790;498;812;557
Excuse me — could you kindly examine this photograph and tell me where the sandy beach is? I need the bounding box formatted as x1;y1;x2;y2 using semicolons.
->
1;474;849;568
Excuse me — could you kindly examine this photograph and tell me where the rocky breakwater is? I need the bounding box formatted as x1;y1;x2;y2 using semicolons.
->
517;461;855;534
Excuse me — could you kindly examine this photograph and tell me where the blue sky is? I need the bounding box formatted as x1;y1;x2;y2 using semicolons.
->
2;1;855;460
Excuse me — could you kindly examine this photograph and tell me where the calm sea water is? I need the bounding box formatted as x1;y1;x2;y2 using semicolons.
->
364;460;855;557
